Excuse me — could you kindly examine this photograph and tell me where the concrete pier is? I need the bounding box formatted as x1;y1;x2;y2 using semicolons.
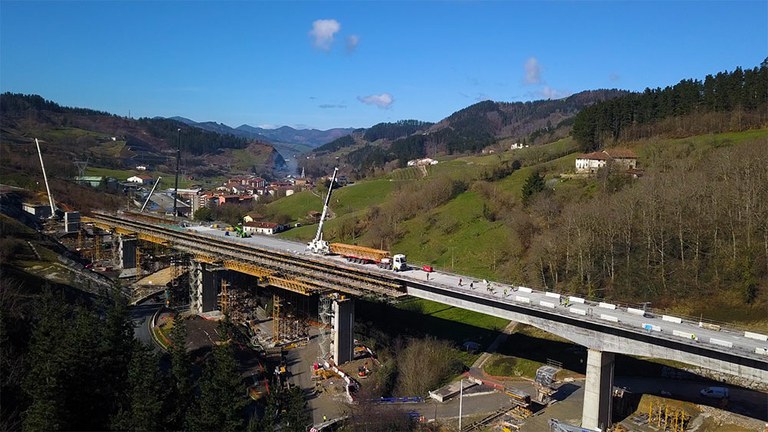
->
581;349;615;431
189;260;220;314
332;298;354;364
118;235;137;269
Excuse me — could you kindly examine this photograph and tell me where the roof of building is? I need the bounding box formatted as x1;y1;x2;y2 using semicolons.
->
605;148;637;159
244;221;280;229
577;151;611;161
577;148;637;160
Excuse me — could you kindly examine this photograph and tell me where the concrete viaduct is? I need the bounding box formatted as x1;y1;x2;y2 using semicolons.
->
85;211;768;431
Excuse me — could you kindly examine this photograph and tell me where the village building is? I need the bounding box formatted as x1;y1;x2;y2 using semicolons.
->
575;149;637;173
126;175;154;185
407;158;439;167
243;221;286;235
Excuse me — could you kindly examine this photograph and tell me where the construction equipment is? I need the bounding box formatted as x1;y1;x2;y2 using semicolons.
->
307;167;338;255
34;138;57;218
306;167;409;271
229;224;250;238
329;243;408;271
140;176;162;212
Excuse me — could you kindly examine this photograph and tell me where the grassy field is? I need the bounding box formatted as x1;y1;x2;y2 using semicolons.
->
85;167;196;189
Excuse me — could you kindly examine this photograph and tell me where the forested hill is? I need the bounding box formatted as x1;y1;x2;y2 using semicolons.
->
305;90;627;178
573;61;768;152
0;93;251;156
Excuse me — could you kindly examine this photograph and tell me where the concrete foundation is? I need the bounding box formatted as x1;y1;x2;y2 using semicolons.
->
332;298;355;364
581;349;615;431
118;236;137;269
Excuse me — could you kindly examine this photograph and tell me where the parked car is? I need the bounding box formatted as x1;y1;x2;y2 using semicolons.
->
700;386;729;399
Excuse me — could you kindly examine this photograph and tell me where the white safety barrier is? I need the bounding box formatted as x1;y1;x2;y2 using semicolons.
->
642;323;662;332
569;296;585;304
518;287;533;293
570;308;587;316
539;301;556;309
545;292;561;299
709;338;733;348
515;296;530;304
744;331;768;342
598;302;616;310
673;330;696;340
756;347;768;355
662;315;683;324
600;314;619;322
627;307;646;316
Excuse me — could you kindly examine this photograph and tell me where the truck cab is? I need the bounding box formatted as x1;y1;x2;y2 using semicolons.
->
392;254;407;271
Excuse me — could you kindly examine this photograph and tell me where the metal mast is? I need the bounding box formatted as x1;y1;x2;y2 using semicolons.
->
173;128;181;218
140;176;162;212
34;138;56;217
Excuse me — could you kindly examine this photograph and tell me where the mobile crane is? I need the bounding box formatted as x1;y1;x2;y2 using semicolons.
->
306;168;408;271
307;167;338;255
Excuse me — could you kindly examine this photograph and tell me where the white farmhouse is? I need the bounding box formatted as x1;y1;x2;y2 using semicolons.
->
127;175;154;185
243;221;285;235
575;149;637;173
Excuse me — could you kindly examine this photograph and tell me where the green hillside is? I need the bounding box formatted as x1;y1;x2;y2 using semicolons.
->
275;128;768;328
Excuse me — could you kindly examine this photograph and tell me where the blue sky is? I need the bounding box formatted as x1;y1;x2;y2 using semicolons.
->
1;1;766;131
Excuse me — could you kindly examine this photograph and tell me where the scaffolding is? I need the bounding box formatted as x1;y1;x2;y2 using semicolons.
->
272;294;281;343
94;233;102;262
646;400;690;432
318;294;334;360
271;292;310;346
219;277;230;316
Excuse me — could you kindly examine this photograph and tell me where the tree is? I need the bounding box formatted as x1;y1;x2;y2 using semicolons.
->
167;313;192;430
22;292;68;431
193;207;213;222
282;386;310;431
521;171;546;206
111;342;164;431
186;343;245;432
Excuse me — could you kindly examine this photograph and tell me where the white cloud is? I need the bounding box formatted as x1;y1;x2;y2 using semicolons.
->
309;19;340;51
524;57;542;84
358;93;394;109
346;35;359;52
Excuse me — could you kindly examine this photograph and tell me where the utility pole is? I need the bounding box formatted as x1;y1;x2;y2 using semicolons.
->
458;378;463;431
173;128;181;219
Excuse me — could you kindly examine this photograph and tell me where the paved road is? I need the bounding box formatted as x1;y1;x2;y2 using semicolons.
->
129;298;164;350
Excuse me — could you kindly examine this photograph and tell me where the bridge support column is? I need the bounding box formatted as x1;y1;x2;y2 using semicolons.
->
332;297;354;364
581;349;614;431
118;235;137;270
188;260;220;314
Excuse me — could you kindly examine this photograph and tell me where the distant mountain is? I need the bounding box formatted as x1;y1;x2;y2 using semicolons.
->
235;124;356;148
170;116;356;149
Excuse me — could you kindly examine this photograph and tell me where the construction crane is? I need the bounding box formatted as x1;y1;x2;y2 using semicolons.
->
307;167;338;255
34;138;57;218
140;176;162;212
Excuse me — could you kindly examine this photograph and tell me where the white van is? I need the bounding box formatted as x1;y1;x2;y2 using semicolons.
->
699;386;729;399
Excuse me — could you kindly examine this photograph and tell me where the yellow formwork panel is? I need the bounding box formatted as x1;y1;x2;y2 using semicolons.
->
265;275;316;296
223;260;272;278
